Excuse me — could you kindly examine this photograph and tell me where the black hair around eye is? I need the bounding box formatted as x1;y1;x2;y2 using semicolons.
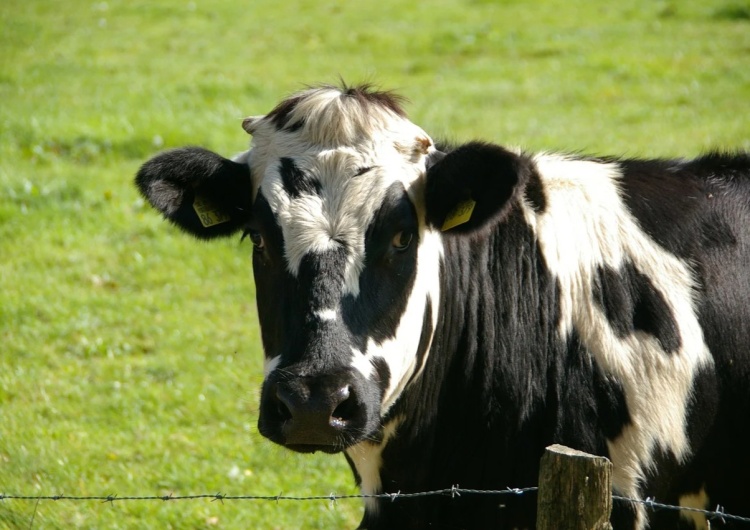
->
391;231;413;251
242;228;265;249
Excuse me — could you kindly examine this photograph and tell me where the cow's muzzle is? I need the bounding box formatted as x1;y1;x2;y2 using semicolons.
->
258;369;376;453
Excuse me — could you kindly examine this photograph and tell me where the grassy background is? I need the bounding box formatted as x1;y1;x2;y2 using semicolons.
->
1;0;748;528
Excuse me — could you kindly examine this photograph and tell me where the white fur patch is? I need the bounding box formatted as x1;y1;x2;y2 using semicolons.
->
315;308;337;321
263;355;281;377
679;487;709;529
350;348;375;380
345;417;402;513
523;153;713;529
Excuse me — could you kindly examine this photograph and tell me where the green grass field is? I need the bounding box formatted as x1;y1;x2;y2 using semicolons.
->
1;0;748;527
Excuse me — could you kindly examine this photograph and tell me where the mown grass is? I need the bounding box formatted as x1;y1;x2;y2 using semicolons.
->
1;0;748;528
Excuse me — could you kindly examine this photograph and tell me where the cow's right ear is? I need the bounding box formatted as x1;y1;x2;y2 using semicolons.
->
424;142;531;233
135;147;253;239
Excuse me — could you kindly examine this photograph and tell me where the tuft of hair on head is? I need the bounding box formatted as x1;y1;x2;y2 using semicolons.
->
261;82;411;147
336;81;408;118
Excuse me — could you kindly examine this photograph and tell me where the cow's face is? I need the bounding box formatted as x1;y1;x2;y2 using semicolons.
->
135;84;527;454
242;87;443;452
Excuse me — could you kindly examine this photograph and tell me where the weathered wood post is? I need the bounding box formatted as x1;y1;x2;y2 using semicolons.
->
537;444;613;530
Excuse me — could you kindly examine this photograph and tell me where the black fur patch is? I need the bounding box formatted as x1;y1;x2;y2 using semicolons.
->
593;261;681;354
524;167;547;213
297;247;348;312
700;212;737;249
592;366;632;439
370;356;391;397
266;94;304;130
279;157;321;198
617;154;746;262
285;117;305;133
342;182;419;344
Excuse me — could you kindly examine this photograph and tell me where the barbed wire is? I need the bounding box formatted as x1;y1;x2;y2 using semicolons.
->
2;487;750;524
612;494;750;525
0;487;535;504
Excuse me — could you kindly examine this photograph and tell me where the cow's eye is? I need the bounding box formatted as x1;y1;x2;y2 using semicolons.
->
392;231;413;251
242;229;265;250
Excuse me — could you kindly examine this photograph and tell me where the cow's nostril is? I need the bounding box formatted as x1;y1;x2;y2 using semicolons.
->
276;399;292;421
331;385;357;426
274;386;293;421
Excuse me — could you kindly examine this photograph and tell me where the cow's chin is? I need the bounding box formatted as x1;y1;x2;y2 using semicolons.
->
283;443;345;455
258;418;376;455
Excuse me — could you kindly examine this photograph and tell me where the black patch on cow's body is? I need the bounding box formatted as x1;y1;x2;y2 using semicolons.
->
370;357;391;397
279;157;320;198
700;212;737;249
592;365;631;440
593;265;632;338
592;261;681;354
524;167;547;213
616;154;748;264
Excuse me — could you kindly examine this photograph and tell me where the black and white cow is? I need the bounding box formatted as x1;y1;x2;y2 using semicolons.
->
135;84;750;529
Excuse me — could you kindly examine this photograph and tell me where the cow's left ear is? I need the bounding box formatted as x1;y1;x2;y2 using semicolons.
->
424;142;531;233
135;146;253;239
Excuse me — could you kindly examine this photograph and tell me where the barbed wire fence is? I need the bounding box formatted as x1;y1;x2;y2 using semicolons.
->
3;487;750;525
3;446;750;527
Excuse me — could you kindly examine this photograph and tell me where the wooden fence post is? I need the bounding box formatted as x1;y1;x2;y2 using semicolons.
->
537;444;613;530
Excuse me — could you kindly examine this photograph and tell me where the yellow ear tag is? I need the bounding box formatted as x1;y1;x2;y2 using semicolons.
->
441;199;476;231
193;195;231;228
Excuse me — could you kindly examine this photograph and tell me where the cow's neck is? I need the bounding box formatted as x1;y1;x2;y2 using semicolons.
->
353;209;557;527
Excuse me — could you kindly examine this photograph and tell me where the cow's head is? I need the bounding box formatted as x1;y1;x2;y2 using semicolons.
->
136;84;527;454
